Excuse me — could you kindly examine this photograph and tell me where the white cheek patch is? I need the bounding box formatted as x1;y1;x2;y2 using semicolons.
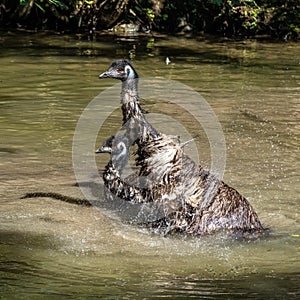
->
115;142;127;161
124;65;135;78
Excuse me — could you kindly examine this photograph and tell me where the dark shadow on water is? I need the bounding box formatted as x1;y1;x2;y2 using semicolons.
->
0;30;247;66
0;230;63;251
0;229;299;299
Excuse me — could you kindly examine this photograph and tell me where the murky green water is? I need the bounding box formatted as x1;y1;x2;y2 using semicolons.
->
0;31;299;299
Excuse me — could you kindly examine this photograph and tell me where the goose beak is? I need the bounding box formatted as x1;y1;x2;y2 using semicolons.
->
95;146;111;154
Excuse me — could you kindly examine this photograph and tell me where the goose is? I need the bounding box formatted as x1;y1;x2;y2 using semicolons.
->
98;60;264;235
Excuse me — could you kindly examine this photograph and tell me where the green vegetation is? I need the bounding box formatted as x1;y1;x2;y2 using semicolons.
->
1;0;299;40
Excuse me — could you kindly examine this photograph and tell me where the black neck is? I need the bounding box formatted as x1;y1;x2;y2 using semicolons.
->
121;77;159;143
121;78;139;104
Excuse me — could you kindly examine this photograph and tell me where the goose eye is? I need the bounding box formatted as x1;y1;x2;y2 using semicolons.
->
117;69;123;73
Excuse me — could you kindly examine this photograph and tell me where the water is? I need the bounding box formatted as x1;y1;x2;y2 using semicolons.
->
0;31;299;298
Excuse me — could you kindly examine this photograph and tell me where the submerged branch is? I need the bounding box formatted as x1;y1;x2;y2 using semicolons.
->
21;192;92;207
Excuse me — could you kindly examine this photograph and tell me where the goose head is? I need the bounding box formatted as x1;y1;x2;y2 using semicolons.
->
96;135;130;173
99;59;138;81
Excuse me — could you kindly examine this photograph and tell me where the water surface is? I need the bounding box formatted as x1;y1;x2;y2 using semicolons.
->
0;31;299;298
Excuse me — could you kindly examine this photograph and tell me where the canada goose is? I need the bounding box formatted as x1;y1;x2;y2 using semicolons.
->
98;60;264;235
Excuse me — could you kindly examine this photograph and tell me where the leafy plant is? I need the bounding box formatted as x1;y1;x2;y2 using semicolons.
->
0;0;298;40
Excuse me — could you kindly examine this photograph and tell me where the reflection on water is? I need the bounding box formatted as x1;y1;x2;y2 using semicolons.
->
0;31;299;298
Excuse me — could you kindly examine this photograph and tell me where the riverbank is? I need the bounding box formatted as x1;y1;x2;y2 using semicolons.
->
1;1;299;41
